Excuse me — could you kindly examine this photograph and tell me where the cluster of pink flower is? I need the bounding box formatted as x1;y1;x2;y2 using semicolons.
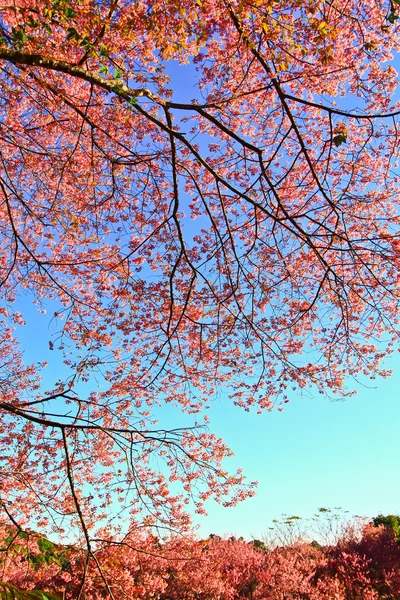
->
1;519;400;599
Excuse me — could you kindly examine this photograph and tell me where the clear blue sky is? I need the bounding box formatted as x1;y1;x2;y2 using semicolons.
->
193;363;400;538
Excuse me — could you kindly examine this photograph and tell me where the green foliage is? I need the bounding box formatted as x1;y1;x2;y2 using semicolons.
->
252;539;267;553
79;36;93;51
372;514;400;542
0;582;61;600
25;17;39;29
387;11;399;23
11;27;28;50
64;8;78;19
364;40;377;51
333;133;347;147
43;0;80;24
66;27;80;42
1;531;71;572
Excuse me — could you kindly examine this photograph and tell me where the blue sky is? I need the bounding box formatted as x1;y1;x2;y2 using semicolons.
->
192;360;400;538
160;56;400;539
16;297;400;540
9;51;400;543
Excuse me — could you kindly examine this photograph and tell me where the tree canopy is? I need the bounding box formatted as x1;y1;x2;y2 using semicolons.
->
1;516;400;599
0;0;399;575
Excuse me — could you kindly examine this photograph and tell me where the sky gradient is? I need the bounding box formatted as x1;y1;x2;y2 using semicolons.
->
193;358;400;538
12;51;400;544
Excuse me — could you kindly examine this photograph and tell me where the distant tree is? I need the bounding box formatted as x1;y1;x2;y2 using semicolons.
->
321;520;400;599
372;514;400;542
251;539;267;553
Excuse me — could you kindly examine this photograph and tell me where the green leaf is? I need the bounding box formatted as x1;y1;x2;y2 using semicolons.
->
114;69;123;79
99;64;108;75
12;28;27;43
99;44;108;57
26;16;39;28
11;26;28;49
66;27;80;41
387;11;399;23
79;36;92;51
0;582;61;600
333;133;347;147
64;7;78;19
36;539;54;554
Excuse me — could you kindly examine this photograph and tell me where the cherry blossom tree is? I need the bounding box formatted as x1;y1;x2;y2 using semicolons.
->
0;0;399;593
2;518;400;599
327;520;400;598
